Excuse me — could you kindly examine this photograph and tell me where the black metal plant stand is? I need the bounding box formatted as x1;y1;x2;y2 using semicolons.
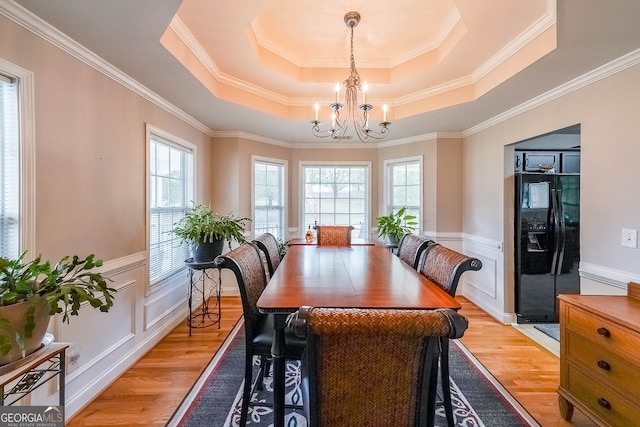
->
185;259;222;336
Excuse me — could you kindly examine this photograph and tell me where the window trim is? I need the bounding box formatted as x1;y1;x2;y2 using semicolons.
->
299;160;372;238
383;155;423;235
0;59;36;255
145;124;197;287
251;155;288;241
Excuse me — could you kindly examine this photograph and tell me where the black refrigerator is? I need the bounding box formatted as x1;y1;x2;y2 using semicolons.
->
515;172;580;323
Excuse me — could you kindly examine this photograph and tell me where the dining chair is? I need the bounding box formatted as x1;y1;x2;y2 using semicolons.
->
396;233;434;269
315;225;354;246
288;306;469;427
214;243;305;427
416;243;482;427
252;232;281;279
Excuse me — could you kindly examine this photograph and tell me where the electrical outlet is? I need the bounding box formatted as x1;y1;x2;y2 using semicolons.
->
622;229;638;248
67;344;81;373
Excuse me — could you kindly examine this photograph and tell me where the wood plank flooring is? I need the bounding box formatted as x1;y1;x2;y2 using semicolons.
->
67;296;596;426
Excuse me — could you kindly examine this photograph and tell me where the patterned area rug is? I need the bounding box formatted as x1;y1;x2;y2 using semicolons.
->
172;323;535;427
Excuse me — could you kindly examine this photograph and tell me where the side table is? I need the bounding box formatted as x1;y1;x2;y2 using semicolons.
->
185;258;222;336
0;337;68;406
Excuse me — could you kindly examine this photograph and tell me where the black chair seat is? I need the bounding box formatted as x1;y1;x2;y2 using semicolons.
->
215;243;306;426
252;313;306;358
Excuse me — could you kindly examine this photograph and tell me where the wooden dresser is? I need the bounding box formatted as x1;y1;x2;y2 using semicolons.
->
558;282;640;426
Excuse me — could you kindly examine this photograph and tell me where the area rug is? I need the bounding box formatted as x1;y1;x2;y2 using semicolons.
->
533;323;560;342
169;321;537;427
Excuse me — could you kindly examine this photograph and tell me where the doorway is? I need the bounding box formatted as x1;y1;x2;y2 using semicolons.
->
507;124;581;347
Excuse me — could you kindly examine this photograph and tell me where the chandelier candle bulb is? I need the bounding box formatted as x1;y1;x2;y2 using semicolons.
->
314;102;319;121
335;82;340;104
383;104;388;122
362;81;368;105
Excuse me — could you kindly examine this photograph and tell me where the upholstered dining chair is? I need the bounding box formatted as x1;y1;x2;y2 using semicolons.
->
416;243;482;427
315;225;354;246
288;306;469;427
253;232;281;279
214;243;305;427
396;233;434;270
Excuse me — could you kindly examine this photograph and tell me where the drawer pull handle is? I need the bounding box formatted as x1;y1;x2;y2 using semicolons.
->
597;397;611;410
597;360;611;371
597;327;611;337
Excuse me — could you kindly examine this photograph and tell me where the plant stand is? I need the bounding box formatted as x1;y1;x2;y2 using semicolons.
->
0;339;68;406
185;259;222;336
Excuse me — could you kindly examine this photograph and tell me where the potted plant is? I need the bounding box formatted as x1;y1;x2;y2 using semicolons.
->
0;252;116;365
171;202;251;262
376;206;418;245
277;238;292;258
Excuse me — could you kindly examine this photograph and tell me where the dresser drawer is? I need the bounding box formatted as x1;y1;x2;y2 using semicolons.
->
566;331;640;394
566;364;640;426
566;304;640;359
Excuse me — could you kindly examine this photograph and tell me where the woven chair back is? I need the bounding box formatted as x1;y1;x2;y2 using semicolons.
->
416;243;482;296
396;234;434;269
253;232;281;278
315;225;353;246
291;307;468;427
214;243;267;326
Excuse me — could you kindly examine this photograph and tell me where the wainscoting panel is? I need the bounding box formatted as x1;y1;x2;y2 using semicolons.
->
42;252;190;418
144;272;189;331
460;234;513;324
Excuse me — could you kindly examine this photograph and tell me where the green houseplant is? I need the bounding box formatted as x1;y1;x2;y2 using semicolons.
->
376;207;418;245
0;252;116;365
277;238;292;258
171;202;251;262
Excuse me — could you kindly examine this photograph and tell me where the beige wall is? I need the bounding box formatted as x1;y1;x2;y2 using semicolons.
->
0;15;212;261
378;138;462;235
1;13;214;415
209;138;464;242
463;62;640;299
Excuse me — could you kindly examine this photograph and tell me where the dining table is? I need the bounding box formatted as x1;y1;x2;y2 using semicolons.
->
256;244;461;427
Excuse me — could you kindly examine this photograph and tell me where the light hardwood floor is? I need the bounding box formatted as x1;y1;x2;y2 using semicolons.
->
67;296;596;426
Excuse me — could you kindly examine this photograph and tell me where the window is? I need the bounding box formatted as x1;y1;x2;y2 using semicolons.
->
147;126;194;285
0;74;19;258
302;163;369;239
386;157;422;233
0;61;34;260
253;157;286;240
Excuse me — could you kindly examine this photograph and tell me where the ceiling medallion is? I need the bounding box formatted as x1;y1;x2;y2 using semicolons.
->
310;11;391;143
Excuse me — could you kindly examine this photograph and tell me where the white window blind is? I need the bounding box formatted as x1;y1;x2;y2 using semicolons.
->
254;160;285;240
0;76;19;258
149;135;193;284
388;159;421;233
302;164;368;239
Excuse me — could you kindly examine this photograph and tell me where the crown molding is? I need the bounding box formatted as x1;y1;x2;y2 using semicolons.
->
211;131;293;148
169;17;290;106
464;47;640;137
472;4;556;82
396;3;555;108
1;1;214;136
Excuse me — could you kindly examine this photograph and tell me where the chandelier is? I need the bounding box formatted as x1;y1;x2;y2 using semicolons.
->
310;11;391;143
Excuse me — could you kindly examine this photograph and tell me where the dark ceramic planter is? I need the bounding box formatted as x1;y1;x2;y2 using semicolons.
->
192;239;225;262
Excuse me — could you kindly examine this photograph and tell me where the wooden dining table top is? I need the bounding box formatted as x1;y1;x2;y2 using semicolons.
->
257;244;461;313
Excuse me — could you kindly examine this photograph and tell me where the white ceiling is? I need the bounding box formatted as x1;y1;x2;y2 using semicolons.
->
10;0;640;144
